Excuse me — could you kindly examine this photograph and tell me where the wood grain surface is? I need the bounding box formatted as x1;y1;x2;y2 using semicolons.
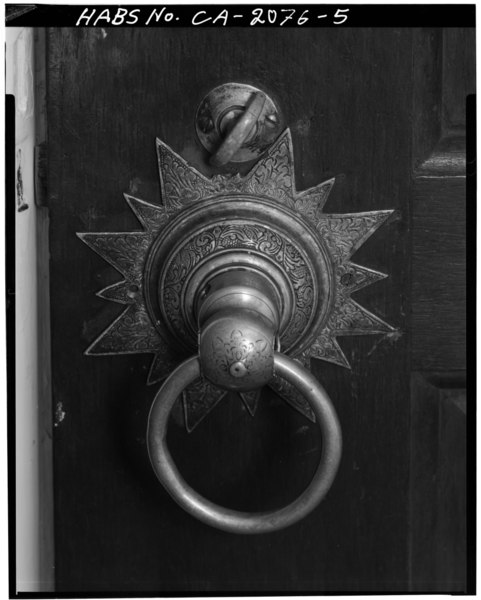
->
412;177;466;372
409;373;467;592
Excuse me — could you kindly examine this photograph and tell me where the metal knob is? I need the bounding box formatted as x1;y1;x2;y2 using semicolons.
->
198;271;278;391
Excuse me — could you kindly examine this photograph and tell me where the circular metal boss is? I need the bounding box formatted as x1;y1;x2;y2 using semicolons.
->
195;83;283;164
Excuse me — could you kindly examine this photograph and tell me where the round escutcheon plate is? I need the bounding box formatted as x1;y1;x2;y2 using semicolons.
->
144;195;335;357
195;83;284;164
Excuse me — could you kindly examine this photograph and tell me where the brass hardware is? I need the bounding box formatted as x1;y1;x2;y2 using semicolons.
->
147;353;342;534
146;214;342;532
209;92;266;167
79;91;396;531
198;271;279;391
196;83;282;164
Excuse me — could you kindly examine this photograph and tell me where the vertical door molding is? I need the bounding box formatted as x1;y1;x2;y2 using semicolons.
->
409;27;473;592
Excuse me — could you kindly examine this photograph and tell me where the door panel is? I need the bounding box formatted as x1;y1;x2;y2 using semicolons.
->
409;27;472;592
44;27;469;592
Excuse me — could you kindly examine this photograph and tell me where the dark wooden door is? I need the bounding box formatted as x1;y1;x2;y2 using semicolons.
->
44;26;472;593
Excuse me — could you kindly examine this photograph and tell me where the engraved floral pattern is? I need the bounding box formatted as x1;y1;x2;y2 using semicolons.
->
269;351;315;422
182;379;227;432
79;232;151;279
212;329;270;375
315;211;393;264
162;223;314;348
85;304;163;355
157;131;296;208
79;129;395;431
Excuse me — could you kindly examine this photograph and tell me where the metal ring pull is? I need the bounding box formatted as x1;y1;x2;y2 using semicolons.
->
209;92;266;167
147;353;342;534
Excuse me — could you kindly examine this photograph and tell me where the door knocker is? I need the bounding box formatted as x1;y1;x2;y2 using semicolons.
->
78;83;395;534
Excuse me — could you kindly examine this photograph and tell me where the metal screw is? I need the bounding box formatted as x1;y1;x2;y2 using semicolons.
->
127;284;140;299
230;361;247;378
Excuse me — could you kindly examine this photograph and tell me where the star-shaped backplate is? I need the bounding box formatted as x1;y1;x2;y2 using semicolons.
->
78;129;396;431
